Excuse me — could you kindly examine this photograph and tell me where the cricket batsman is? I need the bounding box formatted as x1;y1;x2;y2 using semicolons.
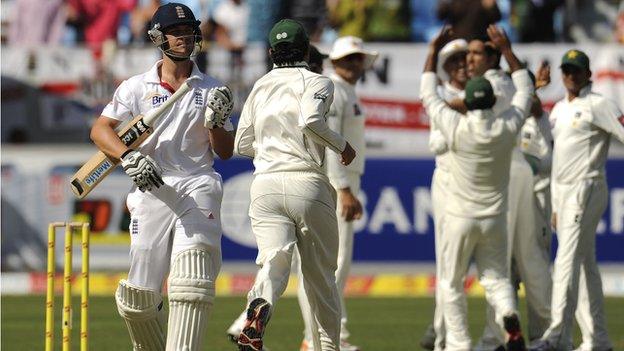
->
233;19;356;351
530;50;624;351
90;3;235;350
420;25;532;351
296;35;377;351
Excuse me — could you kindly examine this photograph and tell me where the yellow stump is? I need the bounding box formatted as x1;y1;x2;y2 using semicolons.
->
46;222;90;351
45;222;64;351
62;224;73;351
80;223;90;351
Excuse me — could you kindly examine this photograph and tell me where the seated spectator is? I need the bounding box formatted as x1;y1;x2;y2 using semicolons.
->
437;0;501;41
367;0;411;42
327;0;373;40
517;0;564;42
67;0;137;56
213;0;249;53
8;0;66;47
410;0;443;42
130;0;160;43
285;0;327;42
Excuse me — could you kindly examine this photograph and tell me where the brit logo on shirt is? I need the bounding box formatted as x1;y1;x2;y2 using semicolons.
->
618;114;624;127
194;90;204;108
146;92;169;107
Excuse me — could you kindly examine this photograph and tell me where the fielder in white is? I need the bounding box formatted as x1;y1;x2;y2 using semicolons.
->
531;49;624;351
477;65;556;351
420;26;532;351
90;3;234;350
421;38;469;351
225;45;329;351
295;35;377;351
233;19;356;351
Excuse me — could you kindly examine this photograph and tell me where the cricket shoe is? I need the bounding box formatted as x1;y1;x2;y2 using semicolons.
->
228;332;270;351
419;324;435;350
238;298;272;351
527;339;555;351
340;339;361;351
300;339;311;351
503;314;527;351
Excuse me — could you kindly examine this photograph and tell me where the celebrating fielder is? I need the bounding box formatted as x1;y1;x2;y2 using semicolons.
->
420;26;532;351
531;49;624;351
233;19;356;351
90;3;234;350
422;37;469;351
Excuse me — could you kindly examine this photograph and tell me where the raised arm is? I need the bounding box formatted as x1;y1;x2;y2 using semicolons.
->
421;27;462;143
486;25;533;119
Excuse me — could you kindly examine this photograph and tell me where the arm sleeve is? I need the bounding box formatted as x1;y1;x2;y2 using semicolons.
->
234;96;255;158
536;111;553;175
101;80;136;122
298;76;347;154
420;72;460;146
325;87;350;189
505;69;534;133
591;97;624;143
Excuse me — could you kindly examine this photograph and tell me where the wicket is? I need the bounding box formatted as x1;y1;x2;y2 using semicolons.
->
45;222;90;351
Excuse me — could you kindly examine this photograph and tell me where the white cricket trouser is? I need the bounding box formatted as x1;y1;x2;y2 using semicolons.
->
543;178;612;351
126;175;224;291
440;213;517;351
431;166;451;351
478;160;553;350
246;172;341;351
297;171;361;345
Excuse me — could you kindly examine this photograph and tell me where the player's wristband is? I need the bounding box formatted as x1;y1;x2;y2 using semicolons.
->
120;149;134;160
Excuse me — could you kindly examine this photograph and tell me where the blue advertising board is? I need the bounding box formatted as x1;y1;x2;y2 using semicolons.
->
216;158;624;263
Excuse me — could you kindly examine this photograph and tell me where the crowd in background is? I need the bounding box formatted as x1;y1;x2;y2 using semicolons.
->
2;0;624;58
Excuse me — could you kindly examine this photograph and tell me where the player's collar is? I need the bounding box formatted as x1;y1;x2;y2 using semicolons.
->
330;72;356;87
565;82;592;101
145;60;202;84
273;61;309;69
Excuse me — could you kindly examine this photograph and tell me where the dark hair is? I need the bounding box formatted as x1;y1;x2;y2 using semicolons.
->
270;42;309;66
464;95;496;111
484;42;502;67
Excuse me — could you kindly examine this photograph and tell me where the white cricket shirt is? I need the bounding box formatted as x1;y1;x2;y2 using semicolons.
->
420;69;534;218
430;82;465;171
101;60;233;194
550;84;624;208
519;112;553;192
485;68;515;116
234;63;346;175
324;72;365;189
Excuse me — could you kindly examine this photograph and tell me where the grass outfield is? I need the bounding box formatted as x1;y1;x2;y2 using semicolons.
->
2;295;623;350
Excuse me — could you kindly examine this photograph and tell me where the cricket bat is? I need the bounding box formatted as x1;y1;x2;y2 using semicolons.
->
70;77;198;198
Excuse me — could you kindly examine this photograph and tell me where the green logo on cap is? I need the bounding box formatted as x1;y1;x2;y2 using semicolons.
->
269;19;309;48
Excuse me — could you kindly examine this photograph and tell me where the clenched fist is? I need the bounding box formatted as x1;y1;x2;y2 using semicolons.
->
121;150;164;192
204;86;234;129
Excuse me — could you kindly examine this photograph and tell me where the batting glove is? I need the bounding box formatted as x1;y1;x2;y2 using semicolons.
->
121;150;164;192
204;86;234;129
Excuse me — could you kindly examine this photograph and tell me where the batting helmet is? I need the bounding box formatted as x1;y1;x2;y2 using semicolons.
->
148;3;202;60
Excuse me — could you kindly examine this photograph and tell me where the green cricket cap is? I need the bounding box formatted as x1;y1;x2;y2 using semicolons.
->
269;19;309;49
464;76;496;111
560;49;590;71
